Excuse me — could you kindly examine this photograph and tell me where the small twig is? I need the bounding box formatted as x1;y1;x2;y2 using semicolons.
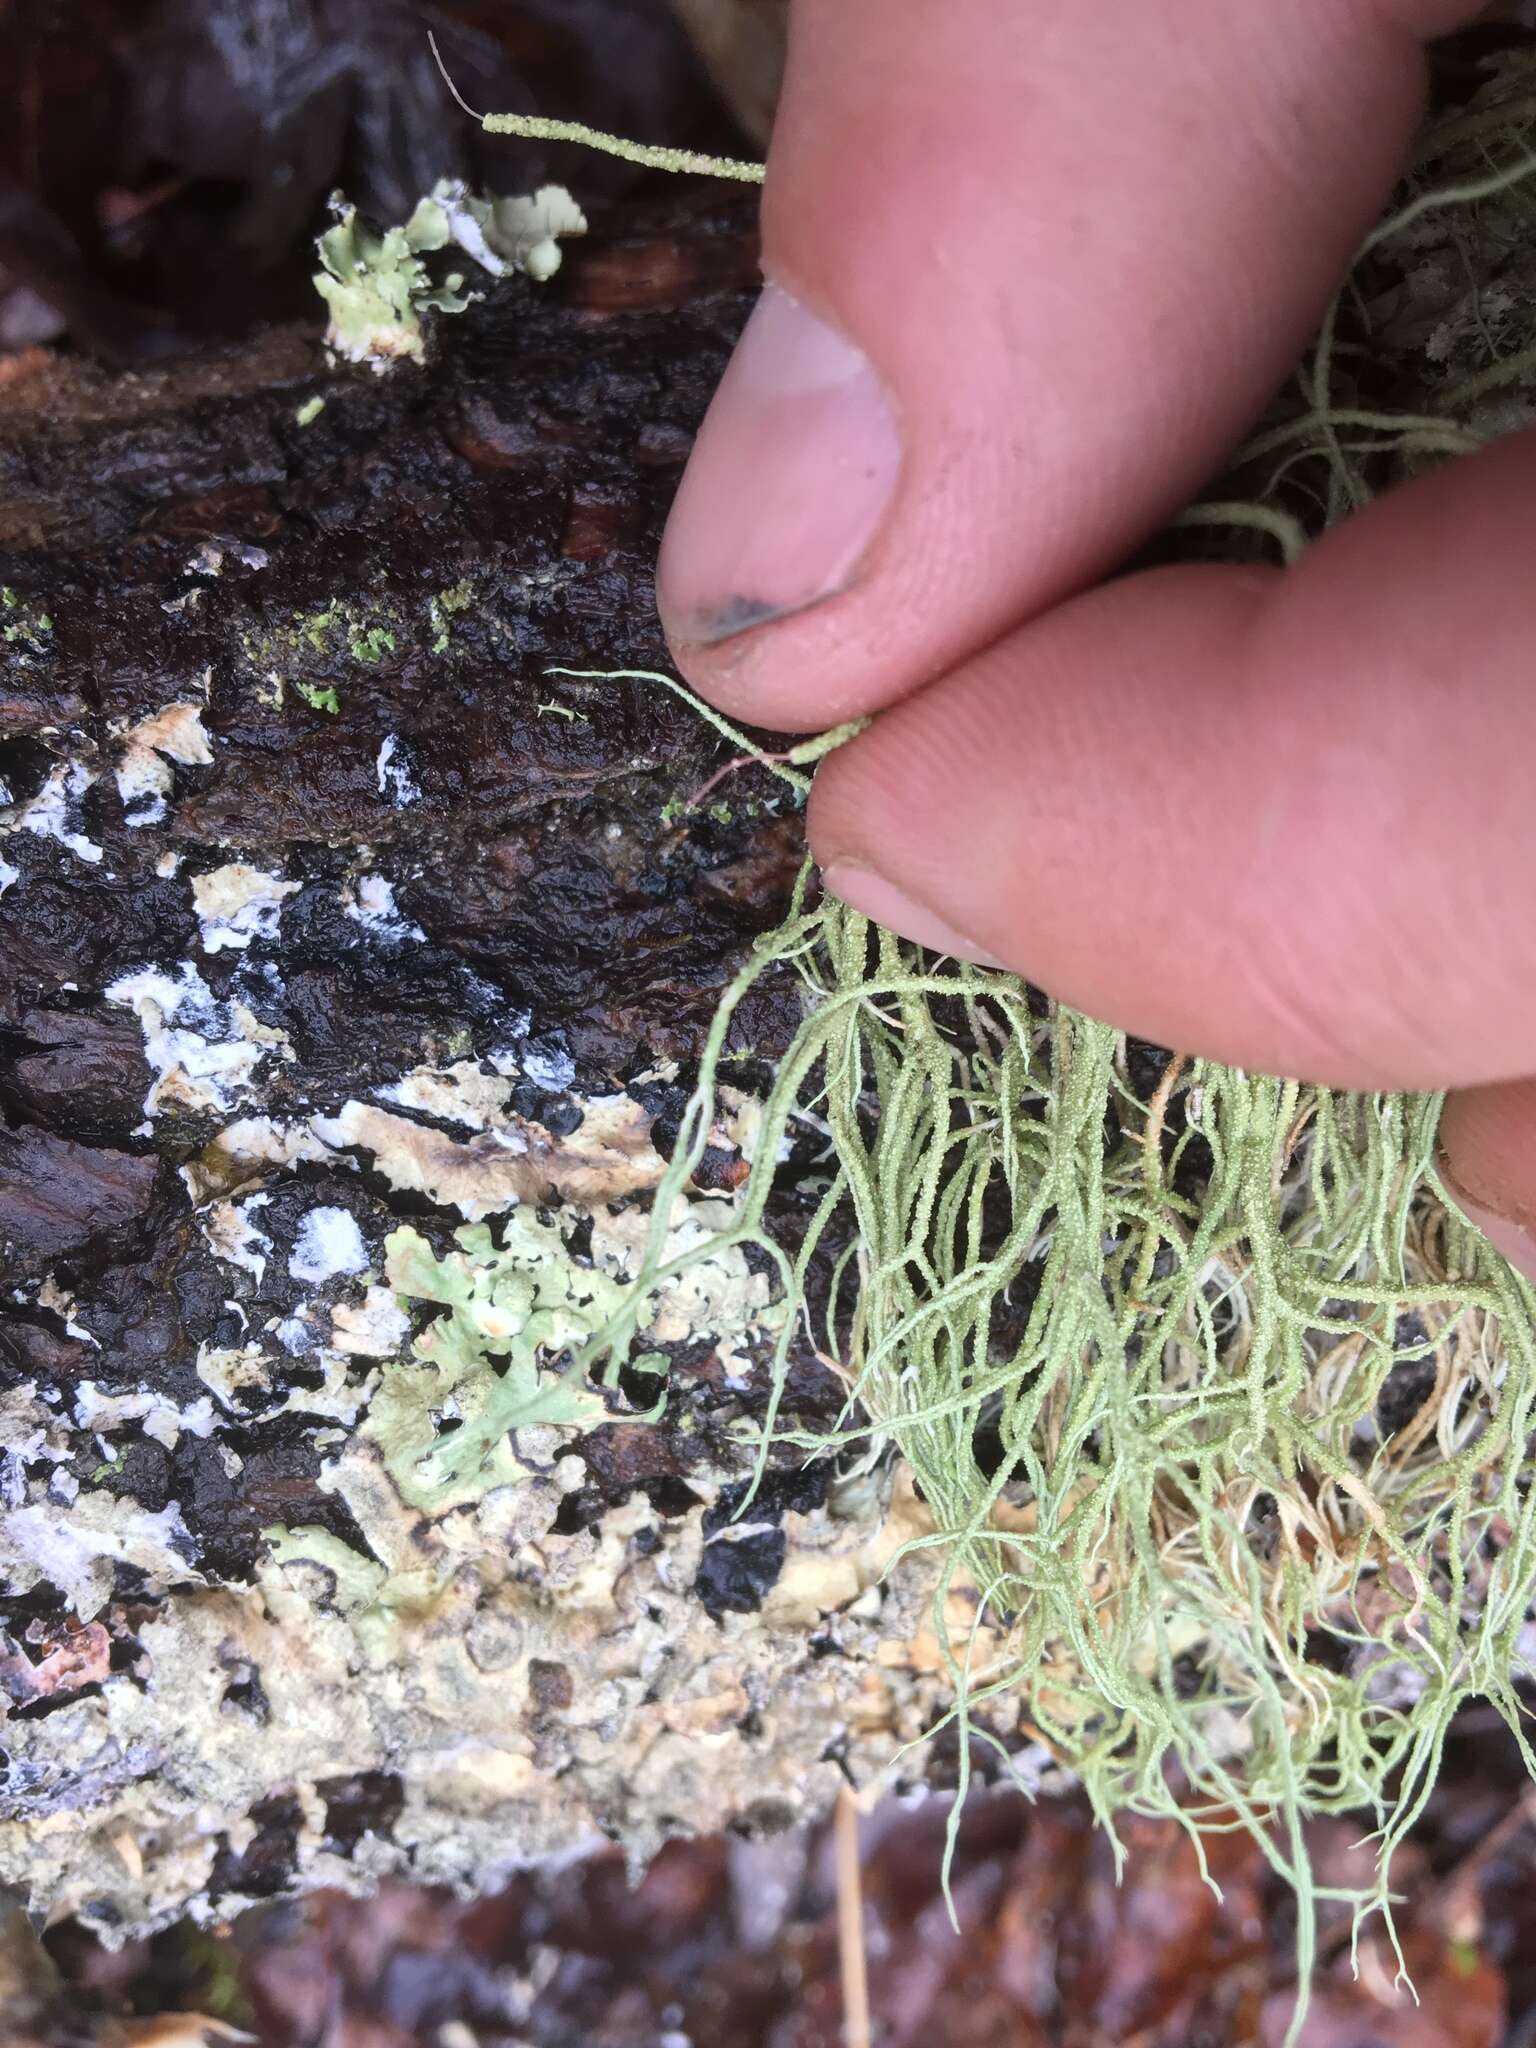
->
686;742;812;809
1142;1053;1189;1184
547;665;872;804
835;1783;872;2048
545;665;813;795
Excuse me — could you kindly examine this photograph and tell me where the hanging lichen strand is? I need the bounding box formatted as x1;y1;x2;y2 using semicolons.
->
581;878;1536;1969
535;47;1536;2030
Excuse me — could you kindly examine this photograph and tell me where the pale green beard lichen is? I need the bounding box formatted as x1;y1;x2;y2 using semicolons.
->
513;54;1536;2046
580;889;1536;2032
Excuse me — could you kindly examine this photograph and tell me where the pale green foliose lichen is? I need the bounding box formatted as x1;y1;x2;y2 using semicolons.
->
427;577;475;652
368;1215;616;1512
425;179;588;284
2;585;54;655
314;197;472;370
314;180;586;372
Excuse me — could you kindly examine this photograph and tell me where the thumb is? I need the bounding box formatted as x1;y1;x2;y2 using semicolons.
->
657;0;1483;728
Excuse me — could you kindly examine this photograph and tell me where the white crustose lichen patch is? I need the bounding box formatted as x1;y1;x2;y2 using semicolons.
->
106;963;294;1118
376;735;422;805
191;863;300;953
1;762;104;866
113;701;214;827
199;1196;274;1284
342;874;426;942
289;1206;370;1285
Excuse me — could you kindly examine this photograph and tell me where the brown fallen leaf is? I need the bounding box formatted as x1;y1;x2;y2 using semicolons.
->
0;1900;61;2034
102;2018;255;2047
1062;1812;1267;2038
1261;1928;1506;2048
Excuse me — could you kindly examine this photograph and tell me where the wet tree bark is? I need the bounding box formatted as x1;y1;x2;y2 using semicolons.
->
0;199;985;1939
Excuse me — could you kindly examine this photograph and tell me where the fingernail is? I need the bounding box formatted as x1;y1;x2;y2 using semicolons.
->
659;283;901;646
1439;1156;1536;1282
822;860;1009;969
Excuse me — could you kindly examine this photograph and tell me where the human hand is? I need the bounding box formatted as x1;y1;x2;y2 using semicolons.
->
655;0;1536;1278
